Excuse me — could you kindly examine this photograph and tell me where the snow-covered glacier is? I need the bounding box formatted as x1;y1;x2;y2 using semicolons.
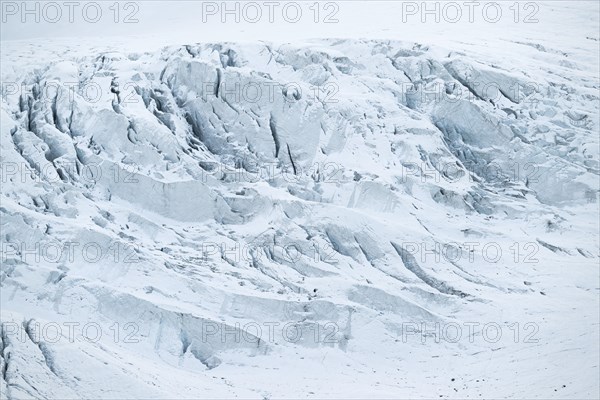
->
1;2;599;399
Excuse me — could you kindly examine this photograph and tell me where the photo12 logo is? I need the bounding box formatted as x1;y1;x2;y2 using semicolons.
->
400;1;540;24
200;1;340;23
2;320;140;344
400;321;540;344
2;240;141;264
1;1;140;24
398;241;540;264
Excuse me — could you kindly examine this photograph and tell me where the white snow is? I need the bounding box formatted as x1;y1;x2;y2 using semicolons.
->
1;1;598;399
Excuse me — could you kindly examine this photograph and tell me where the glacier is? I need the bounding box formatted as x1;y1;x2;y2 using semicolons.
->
0;2;599;399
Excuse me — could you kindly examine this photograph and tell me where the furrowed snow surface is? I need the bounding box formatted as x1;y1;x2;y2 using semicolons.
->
1;3;599;399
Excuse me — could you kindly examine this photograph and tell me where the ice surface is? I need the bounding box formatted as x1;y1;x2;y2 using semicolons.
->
1;1;598;398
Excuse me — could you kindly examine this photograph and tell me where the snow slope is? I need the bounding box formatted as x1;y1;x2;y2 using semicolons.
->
1;2;599;399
